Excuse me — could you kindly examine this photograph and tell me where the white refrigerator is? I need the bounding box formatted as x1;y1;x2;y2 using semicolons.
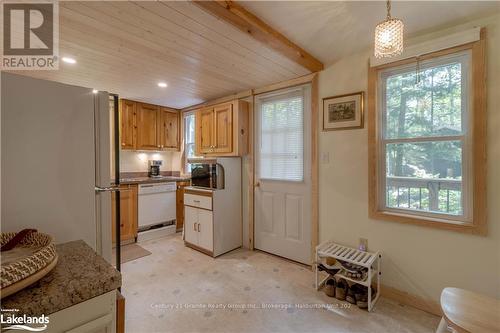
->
1;72;113;262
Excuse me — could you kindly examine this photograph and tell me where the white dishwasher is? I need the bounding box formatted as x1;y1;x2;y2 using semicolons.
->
138;182;177;231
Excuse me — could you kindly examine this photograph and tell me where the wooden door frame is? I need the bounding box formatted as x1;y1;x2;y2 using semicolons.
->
247;73;319;265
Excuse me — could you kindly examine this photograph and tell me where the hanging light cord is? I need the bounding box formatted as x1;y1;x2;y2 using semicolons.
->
386;0;392;20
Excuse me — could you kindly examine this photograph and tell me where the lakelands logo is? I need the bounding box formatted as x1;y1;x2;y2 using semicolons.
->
1;309;49;332
1;1;59;70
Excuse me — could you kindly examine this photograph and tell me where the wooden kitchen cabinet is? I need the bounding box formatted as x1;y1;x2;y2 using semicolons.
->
119;99;180;152
159;107;180;150
213;103;233;154
120;99;136;150
176;181;190;231
136;102;160;150
195;99;248;157
198;107;215;154
111;184;138;245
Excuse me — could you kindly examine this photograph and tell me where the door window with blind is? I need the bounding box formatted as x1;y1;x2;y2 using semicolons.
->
259;89;304;182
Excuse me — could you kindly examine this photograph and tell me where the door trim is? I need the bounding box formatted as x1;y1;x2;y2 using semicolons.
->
249;74;319;264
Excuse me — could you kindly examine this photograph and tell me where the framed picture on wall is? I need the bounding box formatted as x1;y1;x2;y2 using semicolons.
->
323;92;364;131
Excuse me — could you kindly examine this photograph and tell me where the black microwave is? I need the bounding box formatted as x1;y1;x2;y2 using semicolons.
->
190;163;224;190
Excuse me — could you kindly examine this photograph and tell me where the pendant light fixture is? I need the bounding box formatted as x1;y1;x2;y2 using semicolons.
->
374;0;404;58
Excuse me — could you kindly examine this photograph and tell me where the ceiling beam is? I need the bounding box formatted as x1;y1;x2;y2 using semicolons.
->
192;0;324;72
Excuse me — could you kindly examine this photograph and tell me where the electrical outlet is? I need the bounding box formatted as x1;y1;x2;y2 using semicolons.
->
321;151;330;164
359;238;368;252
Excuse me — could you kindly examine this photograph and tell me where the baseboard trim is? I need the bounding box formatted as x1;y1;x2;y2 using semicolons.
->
380;284;442;317
184;241;214;257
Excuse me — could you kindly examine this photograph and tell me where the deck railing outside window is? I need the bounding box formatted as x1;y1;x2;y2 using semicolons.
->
386;176;462;215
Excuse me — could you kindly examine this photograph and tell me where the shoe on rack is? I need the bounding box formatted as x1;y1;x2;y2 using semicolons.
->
335;278;348;301
346;284;360;304
324;278;336;297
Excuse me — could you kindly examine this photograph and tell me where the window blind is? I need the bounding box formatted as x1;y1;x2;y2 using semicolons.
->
259;89;304;181
184;113;196;173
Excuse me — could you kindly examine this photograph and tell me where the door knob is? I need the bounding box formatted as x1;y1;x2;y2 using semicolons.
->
254;182;260;188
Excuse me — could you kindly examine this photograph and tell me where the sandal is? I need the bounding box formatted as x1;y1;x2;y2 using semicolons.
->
335;278;348;301
324;278;336;297
317;263;340;276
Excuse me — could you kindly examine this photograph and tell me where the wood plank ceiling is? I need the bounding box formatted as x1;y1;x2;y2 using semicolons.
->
10;1;311;108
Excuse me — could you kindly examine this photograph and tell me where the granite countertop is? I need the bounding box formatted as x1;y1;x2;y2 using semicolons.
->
2;240;121;316
120;176;191;185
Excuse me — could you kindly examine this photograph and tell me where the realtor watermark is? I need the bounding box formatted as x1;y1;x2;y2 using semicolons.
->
1;1;59;70
150;302;353;311
1;308;49;331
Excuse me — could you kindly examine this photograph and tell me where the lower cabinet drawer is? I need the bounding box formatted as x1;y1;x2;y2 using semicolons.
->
184;193;212;210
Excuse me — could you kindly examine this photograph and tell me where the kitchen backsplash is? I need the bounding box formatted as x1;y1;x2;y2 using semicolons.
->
120;150;182;173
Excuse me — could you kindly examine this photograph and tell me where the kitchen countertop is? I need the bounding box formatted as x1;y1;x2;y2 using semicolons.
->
119;176;191;185
1;240;121;316
184;186;214;193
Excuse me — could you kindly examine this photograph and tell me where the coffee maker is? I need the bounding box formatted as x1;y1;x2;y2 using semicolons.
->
148;160;163;178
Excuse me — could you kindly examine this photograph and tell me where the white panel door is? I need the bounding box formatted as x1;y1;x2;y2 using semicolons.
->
254;85;312;264
197;209;213;251
184;206;198;245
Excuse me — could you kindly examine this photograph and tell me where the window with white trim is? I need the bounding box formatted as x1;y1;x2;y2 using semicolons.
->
183;113;196;174
378;51;471;221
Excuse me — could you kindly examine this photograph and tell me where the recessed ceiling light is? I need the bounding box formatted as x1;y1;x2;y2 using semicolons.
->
158;82;168;88
62;57;76;64
92;89;98;94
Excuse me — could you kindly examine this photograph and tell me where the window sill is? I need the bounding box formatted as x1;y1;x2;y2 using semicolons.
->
369;210;487;236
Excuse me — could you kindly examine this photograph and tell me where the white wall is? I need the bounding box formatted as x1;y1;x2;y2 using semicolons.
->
318;14;500;302
120;150;181;173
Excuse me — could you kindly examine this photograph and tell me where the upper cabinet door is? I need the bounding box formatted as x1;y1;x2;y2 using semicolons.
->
159;108;180;150
120;100;136;150
213;103;233;153
136;103;160;150
194;100;248;157
197;108;215;154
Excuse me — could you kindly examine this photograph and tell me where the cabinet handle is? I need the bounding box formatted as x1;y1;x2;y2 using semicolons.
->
193;200;200;203
197;223;200;232
193;223;197;231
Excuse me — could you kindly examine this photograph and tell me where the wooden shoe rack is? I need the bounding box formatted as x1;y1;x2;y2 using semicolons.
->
315;241;381;312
